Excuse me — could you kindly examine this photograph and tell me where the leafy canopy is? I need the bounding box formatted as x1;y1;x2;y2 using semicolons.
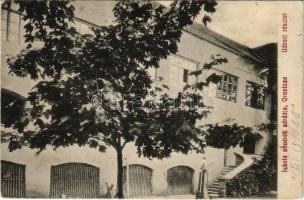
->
205;123;254;149
4;0;225;159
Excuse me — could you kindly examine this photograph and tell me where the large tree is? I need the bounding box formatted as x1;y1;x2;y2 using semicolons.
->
2;0;223;198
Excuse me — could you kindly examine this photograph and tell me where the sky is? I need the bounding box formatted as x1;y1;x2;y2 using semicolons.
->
161;1;302;48
73;1;302;48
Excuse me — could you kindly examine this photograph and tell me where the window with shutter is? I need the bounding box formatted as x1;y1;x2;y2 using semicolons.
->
169;56;198;91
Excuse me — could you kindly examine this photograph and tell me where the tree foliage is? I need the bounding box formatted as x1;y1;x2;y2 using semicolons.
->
5;0;223;157
205;123;253;149
3;0;223;197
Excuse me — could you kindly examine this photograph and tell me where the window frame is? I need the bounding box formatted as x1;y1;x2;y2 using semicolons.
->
245;80;266;110
215;72;238;103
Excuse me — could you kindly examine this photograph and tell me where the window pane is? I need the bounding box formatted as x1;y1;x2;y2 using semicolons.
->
1;9;7;21
10;23;19;34
230;76;237;84
10;12;19;24
1;2;9;9
223;75;228;81
1;19;7;31
1;8;8;32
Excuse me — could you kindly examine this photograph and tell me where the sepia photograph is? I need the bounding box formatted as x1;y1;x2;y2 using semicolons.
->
1;0;302;199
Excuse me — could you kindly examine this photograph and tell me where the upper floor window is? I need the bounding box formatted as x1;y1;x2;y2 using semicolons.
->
216;72;238;102
245;81;265;110
169;56;197;91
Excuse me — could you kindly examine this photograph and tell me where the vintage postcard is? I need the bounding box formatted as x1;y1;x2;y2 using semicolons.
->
0;0;303;199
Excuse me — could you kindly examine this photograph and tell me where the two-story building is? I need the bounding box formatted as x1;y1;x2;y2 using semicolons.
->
1;1;275;198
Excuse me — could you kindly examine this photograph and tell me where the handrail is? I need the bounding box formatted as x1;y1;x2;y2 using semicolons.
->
220;151;260;180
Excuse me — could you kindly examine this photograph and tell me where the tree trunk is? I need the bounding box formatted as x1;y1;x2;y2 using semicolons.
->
116;148;124;198
224;148;227;166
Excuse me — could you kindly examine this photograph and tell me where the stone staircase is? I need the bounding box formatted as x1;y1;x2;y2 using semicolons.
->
208;166;235;199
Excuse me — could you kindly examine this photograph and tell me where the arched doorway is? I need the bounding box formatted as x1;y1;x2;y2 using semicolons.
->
1;88;26;127
243;133;263;154
50;162;99;198
1;160;26;197
167;166;194;195
123;164;153;197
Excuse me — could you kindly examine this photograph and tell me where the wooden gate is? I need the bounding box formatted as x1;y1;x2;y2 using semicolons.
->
1;160;26;197
50;162;99;198
123;164;153;197
167;166;194;194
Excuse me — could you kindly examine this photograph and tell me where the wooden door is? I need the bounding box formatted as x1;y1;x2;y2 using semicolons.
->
167;166;194;194
1;160;26;197
50;163;99;198
123;164;153;197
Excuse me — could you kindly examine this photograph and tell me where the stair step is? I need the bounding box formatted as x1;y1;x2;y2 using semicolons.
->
221;170;233;172
218;174;228;177
209;185;221;189
223;166;234;169
208;194;219;199
209;188;223;191
212;180;221;183
208;191;220;195
208;192;219;195
212;181;221;184
223;167;234;170
221;170;232;173
208;187;219;191
208;190;219;193
207;167;236;199
221;169;233;173
217;173;227;178
222;169;233;172
210;185;220;188
209;184;221;187
210;184;221;187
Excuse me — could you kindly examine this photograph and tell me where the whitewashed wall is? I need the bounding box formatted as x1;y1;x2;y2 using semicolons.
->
1;1;271;197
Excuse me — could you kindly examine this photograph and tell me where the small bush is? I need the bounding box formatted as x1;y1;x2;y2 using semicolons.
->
226;145;277;197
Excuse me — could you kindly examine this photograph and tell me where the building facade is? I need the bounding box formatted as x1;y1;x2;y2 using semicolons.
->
1;2;273;198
